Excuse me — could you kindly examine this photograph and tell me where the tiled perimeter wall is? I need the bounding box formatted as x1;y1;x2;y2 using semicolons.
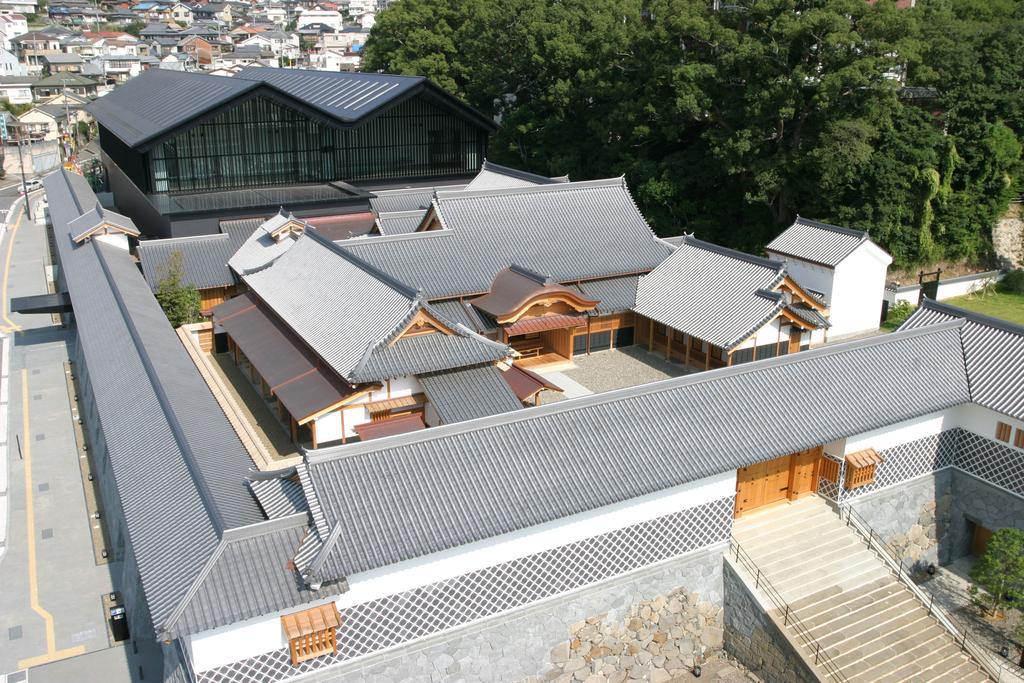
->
196;496;734;683
830;429;1024;567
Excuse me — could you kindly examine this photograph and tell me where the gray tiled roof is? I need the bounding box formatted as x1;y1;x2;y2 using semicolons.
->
462;159;567;191
46;169;263;640
765;216;870;267
350;317;512;382
247;474;307;519
367;185;465;214
900;299;1024;421
428;298;497;334
302;322;971;579
242;227;511;383
577;276;639;315
137;223;252;290
419;364;523;425
88;68;258;147
374;210;424;236
226;211;302;275
345;178;673;299
172;515;337;637
785;304;831;330
634;236;788;350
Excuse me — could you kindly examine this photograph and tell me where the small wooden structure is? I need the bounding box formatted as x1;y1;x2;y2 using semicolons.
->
844;448;882;489
281;603;341;666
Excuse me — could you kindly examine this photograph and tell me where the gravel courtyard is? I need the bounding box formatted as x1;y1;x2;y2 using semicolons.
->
560;345;694;394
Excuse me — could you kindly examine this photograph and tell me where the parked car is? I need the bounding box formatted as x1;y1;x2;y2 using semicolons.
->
19;179;42;194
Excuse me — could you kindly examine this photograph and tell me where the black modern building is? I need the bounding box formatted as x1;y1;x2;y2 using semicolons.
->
89;66;497;237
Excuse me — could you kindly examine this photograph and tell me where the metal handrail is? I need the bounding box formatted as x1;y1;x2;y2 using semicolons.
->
729;538;850;682
840;504;1009;682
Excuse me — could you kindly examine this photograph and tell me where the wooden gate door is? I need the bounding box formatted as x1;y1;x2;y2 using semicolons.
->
788;446;822;499
734;461;767;516
762;455;791;506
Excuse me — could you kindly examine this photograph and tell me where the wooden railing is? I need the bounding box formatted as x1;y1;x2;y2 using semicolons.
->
840;505;1010;682
729;538;850;682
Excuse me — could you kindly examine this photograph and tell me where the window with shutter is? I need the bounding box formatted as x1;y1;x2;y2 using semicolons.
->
281;603;341;666
996;422;1012;442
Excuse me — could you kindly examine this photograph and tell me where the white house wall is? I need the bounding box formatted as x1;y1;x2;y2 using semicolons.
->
319;375;423;442
828;243;891;339
768;255;834;303
185;469;736;673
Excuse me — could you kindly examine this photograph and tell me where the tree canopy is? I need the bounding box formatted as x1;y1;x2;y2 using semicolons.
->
155;251;202;329
363;0;1024;268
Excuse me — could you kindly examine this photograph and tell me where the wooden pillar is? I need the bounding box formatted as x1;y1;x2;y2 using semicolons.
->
585;317;592;356
340;409;346;444
705;342;711;371
647;318;654;352
684;334;691;367
728;351;734;367
776;323;783;356
310;420;318;449
665;327;672;360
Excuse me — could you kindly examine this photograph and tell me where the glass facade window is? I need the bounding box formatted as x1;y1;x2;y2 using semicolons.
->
147;94;486;194
589;331;612;352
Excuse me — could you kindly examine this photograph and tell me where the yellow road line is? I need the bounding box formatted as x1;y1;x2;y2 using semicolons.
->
2;196;26;332
16;368;86;669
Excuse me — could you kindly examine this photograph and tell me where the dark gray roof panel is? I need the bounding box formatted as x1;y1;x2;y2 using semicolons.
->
46;169;262;639
88;68;259;147
374;210;425;236
419;364;523;424
901;299;1024;420
577;276;639;315
235;66;423;121
304;323;971;577
345;178;673;299
173;516;336;636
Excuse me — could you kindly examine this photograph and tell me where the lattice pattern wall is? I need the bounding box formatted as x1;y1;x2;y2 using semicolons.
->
957;429;1024;497
817;428;1020;503
195;496;734;683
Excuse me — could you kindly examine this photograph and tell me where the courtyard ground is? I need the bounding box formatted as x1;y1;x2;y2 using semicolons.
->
918;556;1024;681
538;346;695;403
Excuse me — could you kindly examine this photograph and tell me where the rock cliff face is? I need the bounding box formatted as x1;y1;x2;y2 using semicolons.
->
994;203;1024;268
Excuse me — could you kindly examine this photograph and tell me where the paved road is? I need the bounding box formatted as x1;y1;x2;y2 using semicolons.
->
0;180;160;681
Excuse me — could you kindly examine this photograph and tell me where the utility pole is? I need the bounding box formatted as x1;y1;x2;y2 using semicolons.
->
15;135;32;221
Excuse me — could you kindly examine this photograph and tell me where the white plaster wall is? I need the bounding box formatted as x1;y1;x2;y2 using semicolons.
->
314;410;343;445
767;255;834;302
843;409;955;454
188;611;288;673
424;401;440;428
94;232;129;251
951;403;1024;442
185;470;737;673
828;243;891;338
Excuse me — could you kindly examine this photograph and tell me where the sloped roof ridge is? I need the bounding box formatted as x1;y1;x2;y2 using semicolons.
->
508;263;553;285
138;232;230;247
919;297;1024;337
338;226;454;247
682;234;785;272
303;226;420;300
478;159;567;185
434;176;627;202
306;319;967;464
792;215;869;241
91;241;228;535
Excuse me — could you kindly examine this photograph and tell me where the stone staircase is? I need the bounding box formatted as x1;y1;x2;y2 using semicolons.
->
731;496;990;682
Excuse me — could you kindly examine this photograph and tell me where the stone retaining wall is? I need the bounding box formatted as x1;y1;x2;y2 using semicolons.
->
319;545;727;683
722;561;817;683
847;469;953;569
948;470;1024;559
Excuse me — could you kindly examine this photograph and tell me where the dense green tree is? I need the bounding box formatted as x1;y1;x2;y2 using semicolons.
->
969;527;1024;618
365;0;1024;268
155;251;202;329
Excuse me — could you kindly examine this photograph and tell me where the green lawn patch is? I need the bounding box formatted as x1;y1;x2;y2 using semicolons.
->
943;291;1024;325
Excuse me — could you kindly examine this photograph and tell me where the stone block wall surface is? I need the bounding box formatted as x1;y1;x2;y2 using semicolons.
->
848;469;953;568
722;561;817;683
311;546;726;683
948;470;1024;559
